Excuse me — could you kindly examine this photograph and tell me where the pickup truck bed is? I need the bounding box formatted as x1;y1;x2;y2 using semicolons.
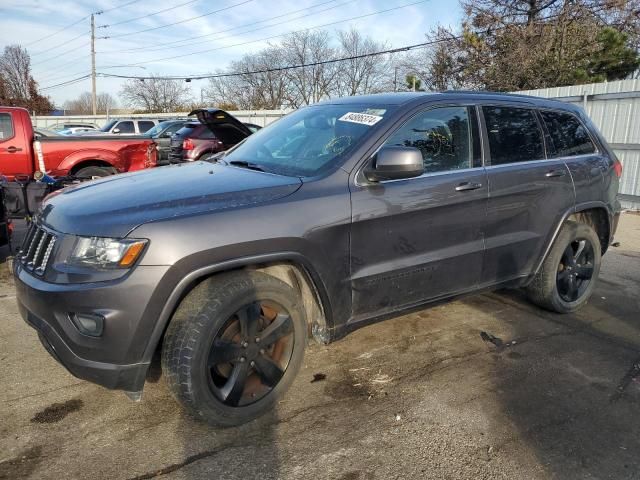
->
0;107;157;180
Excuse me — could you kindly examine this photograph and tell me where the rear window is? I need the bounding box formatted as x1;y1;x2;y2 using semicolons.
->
0;113;14;141
483;106;544;165
175;124;199;137
540;110;596;158
138;120;155;133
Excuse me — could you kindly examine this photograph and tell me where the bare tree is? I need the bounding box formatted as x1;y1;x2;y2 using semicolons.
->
281;30;337;107
0;45;53;113
63;92;117;114
334;28;390;96
120;76;192;112
0;45;31;100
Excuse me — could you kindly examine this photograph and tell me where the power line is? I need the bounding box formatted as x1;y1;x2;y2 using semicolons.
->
98;0;200;28
98;0;342;54
100;0;432;67
31;42;90;67
97;37;455;81
31;31;90;57
98;0;145;15
99;0;354;56
102;0;255;39
33;55;91;76
24;15;90;47
40;74;92;91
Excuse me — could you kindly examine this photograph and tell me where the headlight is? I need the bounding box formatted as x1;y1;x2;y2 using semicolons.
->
68;237;147;269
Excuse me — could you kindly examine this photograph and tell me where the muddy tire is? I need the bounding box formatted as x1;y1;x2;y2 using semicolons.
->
74;166;116;179
525;221;601;313
161;270;306;426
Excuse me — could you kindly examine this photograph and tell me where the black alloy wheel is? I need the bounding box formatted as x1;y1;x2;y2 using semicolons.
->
556;238;595;303
207;301;295;407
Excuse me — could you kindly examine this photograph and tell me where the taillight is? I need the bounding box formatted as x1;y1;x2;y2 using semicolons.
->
613;158;623;178
183;138;195;150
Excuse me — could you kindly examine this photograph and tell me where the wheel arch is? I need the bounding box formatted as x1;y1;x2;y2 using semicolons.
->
67;159;118;176
142;252;333;366
532;202;612;278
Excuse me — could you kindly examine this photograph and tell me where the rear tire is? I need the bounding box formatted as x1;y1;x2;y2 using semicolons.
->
525;221;601;313
74;166;116;179
161;270;306;426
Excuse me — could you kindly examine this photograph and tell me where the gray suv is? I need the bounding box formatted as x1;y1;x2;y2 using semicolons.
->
15;93;622;426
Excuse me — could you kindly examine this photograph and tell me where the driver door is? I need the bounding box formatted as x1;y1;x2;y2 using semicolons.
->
349;105;488;319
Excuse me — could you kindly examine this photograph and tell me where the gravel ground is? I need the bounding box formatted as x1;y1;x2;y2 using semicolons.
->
1;213;639;480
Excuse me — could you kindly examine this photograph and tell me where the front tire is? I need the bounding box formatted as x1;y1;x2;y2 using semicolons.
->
74;166;116;179
525;221;601;313
161;271;306;426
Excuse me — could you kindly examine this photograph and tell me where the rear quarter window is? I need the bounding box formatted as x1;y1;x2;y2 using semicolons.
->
138;121;156;133
540;110;596;157
0;113;14;141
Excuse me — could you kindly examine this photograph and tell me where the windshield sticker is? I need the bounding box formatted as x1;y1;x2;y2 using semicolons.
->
338;112;383;126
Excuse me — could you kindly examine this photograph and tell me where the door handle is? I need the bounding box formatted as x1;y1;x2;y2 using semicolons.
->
4;146;23;153
455;181;483;192
545;169;566;178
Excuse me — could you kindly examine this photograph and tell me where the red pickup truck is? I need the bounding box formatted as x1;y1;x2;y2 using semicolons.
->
0;107;157;180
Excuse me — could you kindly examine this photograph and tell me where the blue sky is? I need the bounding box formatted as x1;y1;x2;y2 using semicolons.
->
0;0;463;106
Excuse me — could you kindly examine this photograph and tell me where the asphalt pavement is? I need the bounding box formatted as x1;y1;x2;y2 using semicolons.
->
1;213;639;480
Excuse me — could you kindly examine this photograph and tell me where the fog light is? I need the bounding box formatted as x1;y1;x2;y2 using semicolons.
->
70;313;104;337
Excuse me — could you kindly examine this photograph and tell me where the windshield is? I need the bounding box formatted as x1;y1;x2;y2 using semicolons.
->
100;120;118;132
143;123;165;137
224;104;396;177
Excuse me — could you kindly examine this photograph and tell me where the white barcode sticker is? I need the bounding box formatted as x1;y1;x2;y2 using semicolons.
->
338;112;383;126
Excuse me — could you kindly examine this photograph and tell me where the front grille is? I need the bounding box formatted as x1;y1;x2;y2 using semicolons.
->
20;223;57;276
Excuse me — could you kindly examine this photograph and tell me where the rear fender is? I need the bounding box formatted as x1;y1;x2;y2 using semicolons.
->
57;149;121;173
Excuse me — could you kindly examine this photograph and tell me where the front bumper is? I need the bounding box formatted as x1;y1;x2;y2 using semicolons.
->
14;261;170;392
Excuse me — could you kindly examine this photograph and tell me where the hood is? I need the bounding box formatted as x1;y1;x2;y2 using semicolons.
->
39;162;302;237
189;108;253;145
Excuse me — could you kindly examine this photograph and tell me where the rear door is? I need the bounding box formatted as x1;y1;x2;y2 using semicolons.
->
0;109;32;177
349;104;487;318
480;104;574;285
538;109;603;205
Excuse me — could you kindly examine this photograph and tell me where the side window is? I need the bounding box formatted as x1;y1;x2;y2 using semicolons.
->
383;106;472;173
540;110;596;158
0;113;14;141
165;123;183;135
138;121;155;133
483;106;544;165
115;121;135;133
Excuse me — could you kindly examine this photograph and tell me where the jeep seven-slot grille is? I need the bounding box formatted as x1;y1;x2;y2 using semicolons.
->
20;224;56;275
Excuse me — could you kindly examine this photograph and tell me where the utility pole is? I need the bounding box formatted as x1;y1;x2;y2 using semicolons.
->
91;14;97;115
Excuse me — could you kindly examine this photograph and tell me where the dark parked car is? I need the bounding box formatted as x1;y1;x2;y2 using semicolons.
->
15;92;621;427
142;119;188;165
168;109;254;163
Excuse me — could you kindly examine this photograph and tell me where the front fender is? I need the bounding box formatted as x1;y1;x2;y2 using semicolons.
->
135;250;333;366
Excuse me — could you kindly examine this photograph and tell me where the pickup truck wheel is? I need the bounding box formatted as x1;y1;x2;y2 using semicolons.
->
161;271;306;426
525;221;601;313
74;166;116;179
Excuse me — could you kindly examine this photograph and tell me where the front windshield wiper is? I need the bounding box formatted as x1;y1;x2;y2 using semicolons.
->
227;160;266;172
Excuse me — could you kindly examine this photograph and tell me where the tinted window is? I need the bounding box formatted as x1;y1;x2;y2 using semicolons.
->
195;126;216;139
0;113;14;141
164;122;184;135
383;106;472;173
115;121;135;133
483;106;544;165
540;110;596;157
138;121;155;133
175;124;198;137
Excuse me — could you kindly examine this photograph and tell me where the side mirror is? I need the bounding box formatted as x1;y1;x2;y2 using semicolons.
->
112;128;120;134
363;146;424;182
